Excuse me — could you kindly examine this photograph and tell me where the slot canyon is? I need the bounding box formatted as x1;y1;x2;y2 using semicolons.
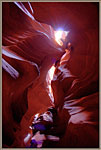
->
2;2;99;148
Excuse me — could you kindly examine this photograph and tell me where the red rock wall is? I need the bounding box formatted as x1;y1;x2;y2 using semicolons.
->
2;2;99;148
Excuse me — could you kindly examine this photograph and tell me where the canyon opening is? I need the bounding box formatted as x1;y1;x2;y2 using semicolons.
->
2;2;99;148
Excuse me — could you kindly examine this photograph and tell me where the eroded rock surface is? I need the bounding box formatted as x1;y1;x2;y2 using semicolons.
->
2;2;99;148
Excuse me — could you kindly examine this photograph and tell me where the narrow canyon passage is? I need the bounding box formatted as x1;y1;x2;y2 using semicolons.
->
2;2;99;148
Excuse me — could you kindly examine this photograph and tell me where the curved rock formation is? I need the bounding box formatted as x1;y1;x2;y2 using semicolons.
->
2;2;99;148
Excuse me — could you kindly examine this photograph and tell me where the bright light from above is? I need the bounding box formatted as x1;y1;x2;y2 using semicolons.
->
54;29;69;46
